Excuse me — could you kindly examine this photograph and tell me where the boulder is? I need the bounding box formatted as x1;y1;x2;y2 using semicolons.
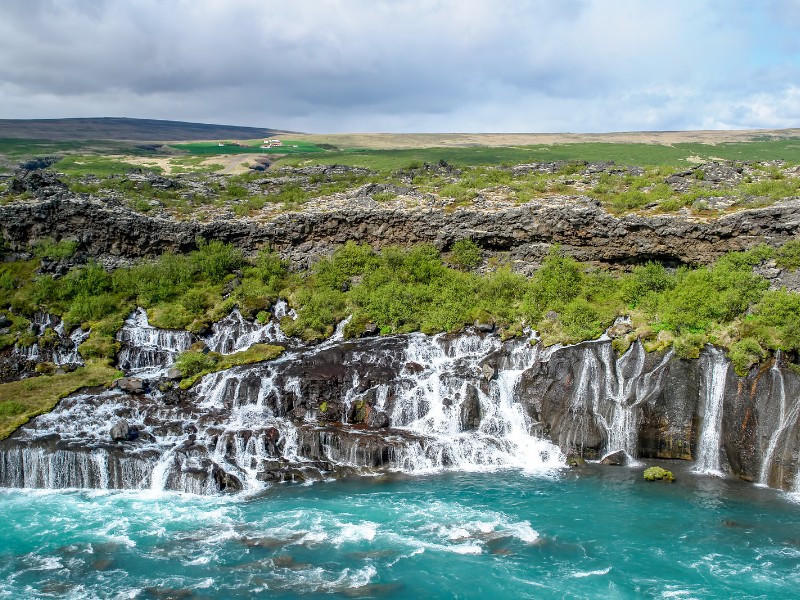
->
600;450;628;466
366;409;390;429
475;321;495;333
404;362;425;374
212;464;243;492
481;361;497;381
0;315;11;329
607;320;633;338
362;322;379;337
643;466;675;482
566;453;587;468
116;377;145;393
109;419;131;442
165;368;183;380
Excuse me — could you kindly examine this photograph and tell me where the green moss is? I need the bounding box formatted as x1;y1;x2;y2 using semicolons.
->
177;344;285;389
643;466;675;482
0;361;122;440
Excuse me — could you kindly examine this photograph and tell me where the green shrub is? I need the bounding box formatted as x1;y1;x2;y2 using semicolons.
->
180;288;212;314
622;262;675;307
251;248;287;286
191;239;244;284
32;238;78;261
449;239;482;269
729;337;767;376
560;298;603;343
673;333;705;359
776;240;800;271
528;246;584;311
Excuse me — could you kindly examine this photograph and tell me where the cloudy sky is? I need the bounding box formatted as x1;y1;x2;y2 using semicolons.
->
1;0;799;133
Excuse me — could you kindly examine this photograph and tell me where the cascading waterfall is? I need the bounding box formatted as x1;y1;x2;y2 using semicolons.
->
759;352;800;487
116;308;195;374
17;307;800;495
386;333;564;473
204;300;294;354
11;313;89;367
571;341;672;462
693;347;729;476
51;326;90;365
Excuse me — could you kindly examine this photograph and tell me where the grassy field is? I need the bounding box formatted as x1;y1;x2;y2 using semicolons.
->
278;139;800;170
4;130;800;176
172;139;325;155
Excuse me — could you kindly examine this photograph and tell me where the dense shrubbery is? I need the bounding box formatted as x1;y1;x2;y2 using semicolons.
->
3;236;800;372
0;238;260;360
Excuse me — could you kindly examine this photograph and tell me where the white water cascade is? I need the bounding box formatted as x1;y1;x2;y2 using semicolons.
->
116;308;195;375
570;341;672;463
382;333;564;474
11;312;89;367
693;347;729;476
204;300;294;354
759;353;800;487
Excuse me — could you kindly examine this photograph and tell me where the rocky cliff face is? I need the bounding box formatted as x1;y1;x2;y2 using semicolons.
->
2;171;800;269
2;309;799;494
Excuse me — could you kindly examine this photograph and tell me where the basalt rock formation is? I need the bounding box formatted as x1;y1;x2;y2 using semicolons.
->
2;169;800;270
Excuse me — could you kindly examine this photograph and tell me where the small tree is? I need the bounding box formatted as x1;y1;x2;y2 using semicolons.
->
449;239;482;270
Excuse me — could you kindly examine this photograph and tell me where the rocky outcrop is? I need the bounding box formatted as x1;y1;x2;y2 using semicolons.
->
2;180;800;270
3;327;800;493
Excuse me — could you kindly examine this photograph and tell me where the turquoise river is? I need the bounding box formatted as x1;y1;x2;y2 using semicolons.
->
2;463;799;599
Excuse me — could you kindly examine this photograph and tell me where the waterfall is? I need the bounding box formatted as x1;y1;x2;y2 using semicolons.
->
51;326;90;365
1;326;571;494
204;300;293;354
11;313;89;367
571;341;671;463
116;308;195;375
386;333;564;473
759;353;800;487
693;347;729;476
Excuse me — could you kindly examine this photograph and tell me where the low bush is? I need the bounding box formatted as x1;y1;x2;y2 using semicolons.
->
449;239;482;269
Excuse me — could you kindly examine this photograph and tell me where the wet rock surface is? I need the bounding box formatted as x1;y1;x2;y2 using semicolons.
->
2;320;800;493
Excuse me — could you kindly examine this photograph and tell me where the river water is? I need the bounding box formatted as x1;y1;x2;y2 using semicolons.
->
2;463;799;599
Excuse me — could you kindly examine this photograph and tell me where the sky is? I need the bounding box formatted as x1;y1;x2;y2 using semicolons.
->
1;0;799;133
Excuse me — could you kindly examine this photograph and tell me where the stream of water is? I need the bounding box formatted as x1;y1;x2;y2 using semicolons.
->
1;466;799;599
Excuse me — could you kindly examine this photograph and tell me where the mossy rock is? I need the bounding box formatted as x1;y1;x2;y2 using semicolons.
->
566;453;587;468
643;466;675;482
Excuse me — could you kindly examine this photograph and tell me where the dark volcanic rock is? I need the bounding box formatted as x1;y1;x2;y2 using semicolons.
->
600;450;628;466
3;183;800;269
110;419;133;442
8;170;68;198
116;377;145;394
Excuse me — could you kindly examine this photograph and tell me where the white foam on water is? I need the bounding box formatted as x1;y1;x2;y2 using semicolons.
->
571;566;612;578
335;521;378;545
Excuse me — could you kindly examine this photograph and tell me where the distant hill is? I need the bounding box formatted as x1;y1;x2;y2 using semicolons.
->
0;117;287;141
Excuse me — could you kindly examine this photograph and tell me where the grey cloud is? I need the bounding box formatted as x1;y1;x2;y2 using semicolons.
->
0;0;797;132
